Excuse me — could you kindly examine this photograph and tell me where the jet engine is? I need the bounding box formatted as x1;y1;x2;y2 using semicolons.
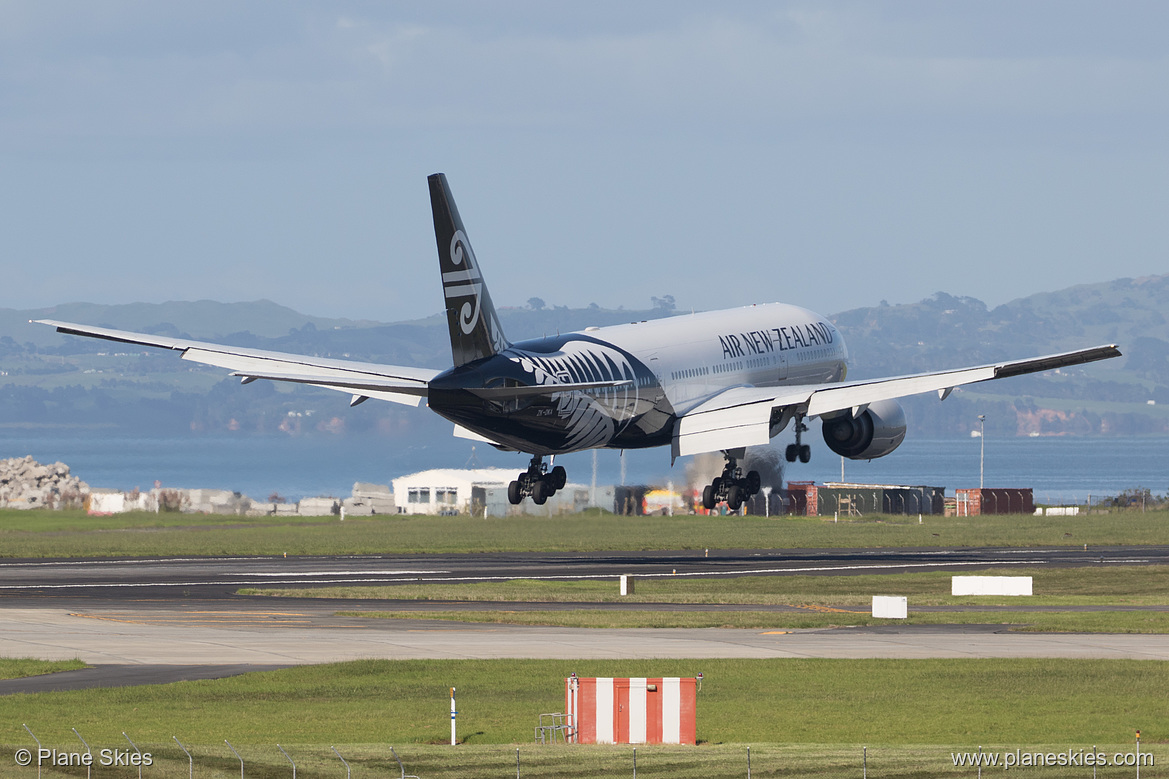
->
820;398;907;460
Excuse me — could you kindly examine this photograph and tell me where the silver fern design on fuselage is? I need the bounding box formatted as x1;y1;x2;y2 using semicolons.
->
426;332;668;457
507;339;643;451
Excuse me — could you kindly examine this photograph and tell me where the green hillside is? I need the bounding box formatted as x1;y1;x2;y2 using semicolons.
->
833;275;1167;436
1;277;1164;438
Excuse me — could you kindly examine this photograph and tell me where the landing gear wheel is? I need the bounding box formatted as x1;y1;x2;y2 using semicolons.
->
712;476;724;494
787;415;811;464
510;454;567;504
726;484;743;511
702;484;716;511
549;465;567;491
745;470;761;495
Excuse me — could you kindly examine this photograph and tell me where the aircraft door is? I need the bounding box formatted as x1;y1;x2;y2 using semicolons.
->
647;355;666;403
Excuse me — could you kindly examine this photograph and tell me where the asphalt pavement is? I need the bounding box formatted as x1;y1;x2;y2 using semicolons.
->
1;545;1166;693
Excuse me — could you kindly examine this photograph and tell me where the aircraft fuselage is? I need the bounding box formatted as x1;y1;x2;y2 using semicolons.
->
428;302;847;456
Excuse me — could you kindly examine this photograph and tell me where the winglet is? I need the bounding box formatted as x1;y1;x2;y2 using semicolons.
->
428;173;509;367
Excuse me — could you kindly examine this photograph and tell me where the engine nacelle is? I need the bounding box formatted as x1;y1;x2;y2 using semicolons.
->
820;398;907;460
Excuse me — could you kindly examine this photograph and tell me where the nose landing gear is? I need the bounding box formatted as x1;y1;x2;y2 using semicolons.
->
507;455;567;505
701;451;762;512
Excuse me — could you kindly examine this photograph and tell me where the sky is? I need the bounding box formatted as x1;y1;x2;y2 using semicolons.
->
2;1;1166;324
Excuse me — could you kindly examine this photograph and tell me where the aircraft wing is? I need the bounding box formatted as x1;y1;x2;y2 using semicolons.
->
672;344;1122;458
33;319;438;407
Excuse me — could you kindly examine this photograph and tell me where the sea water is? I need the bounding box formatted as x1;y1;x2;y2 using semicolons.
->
1;432;1165;505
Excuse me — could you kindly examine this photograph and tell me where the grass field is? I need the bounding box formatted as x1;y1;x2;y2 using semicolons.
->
3;510;1166;776
1;507;1167;558
246;565;1169;632
338;608;1169;632
0;658;85;681
2;658;1163;778
2;741;1159;778
244;564;1169;606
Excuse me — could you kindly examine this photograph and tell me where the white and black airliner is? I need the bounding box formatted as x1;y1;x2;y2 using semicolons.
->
37;174;1121;508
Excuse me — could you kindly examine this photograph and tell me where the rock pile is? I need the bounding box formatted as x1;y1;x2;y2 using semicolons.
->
0;456;89;509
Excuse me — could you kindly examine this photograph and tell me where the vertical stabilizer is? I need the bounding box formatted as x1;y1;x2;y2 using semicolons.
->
429;173;509;367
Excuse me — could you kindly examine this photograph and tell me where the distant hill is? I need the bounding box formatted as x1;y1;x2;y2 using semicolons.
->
1;276;1165;439
831;275;1169;436
3;299;378;349
835;275;1169;378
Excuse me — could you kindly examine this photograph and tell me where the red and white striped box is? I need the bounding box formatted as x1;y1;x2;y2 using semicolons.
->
565;676;697;745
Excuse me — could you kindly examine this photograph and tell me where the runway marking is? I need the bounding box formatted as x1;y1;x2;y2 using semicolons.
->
0;559;1051;590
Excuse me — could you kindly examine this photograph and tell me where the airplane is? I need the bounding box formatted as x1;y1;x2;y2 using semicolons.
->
35;173;1122;509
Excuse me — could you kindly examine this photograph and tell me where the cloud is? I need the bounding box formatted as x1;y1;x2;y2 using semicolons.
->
1;1;1167;319
3;2;1166;146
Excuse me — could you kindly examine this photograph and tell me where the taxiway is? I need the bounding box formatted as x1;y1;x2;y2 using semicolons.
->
1;546;1165;692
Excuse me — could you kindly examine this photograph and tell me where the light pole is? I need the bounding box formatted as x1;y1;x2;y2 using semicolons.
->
978;415;986;489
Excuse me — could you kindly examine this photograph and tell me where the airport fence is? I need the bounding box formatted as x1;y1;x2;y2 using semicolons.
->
1032;489;1168;514
6;733;1159;778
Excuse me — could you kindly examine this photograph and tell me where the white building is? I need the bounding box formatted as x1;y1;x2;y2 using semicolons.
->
391;468;515;515
480;483;610;517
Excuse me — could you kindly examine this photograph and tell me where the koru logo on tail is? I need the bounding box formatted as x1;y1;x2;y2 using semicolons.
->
443;229;483;335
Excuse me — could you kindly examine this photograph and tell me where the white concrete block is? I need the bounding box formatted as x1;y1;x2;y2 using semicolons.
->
298;497;339;516
88;492;126;515
872;595;907;619
341;497;375;516
620;575;635;596
952;576;1033;596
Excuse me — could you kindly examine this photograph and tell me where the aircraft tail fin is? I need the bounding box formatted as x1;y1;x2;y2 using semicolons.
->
428;173;509;367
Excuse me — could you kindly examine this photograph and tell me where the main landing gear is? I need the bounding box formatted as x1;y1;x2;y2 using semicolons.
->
701;452;762;512
507;455;567;505
785;417;811;464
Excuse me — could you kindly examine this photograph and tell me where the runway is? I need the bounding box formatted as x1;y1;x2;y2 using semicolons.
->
2;544;1164;597
1;545;1165;693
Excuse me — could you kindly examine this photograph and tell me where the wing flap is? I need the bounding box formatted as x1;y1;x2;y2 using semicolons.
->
222;366;429;407
675;415;772;458
674;386;812;458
